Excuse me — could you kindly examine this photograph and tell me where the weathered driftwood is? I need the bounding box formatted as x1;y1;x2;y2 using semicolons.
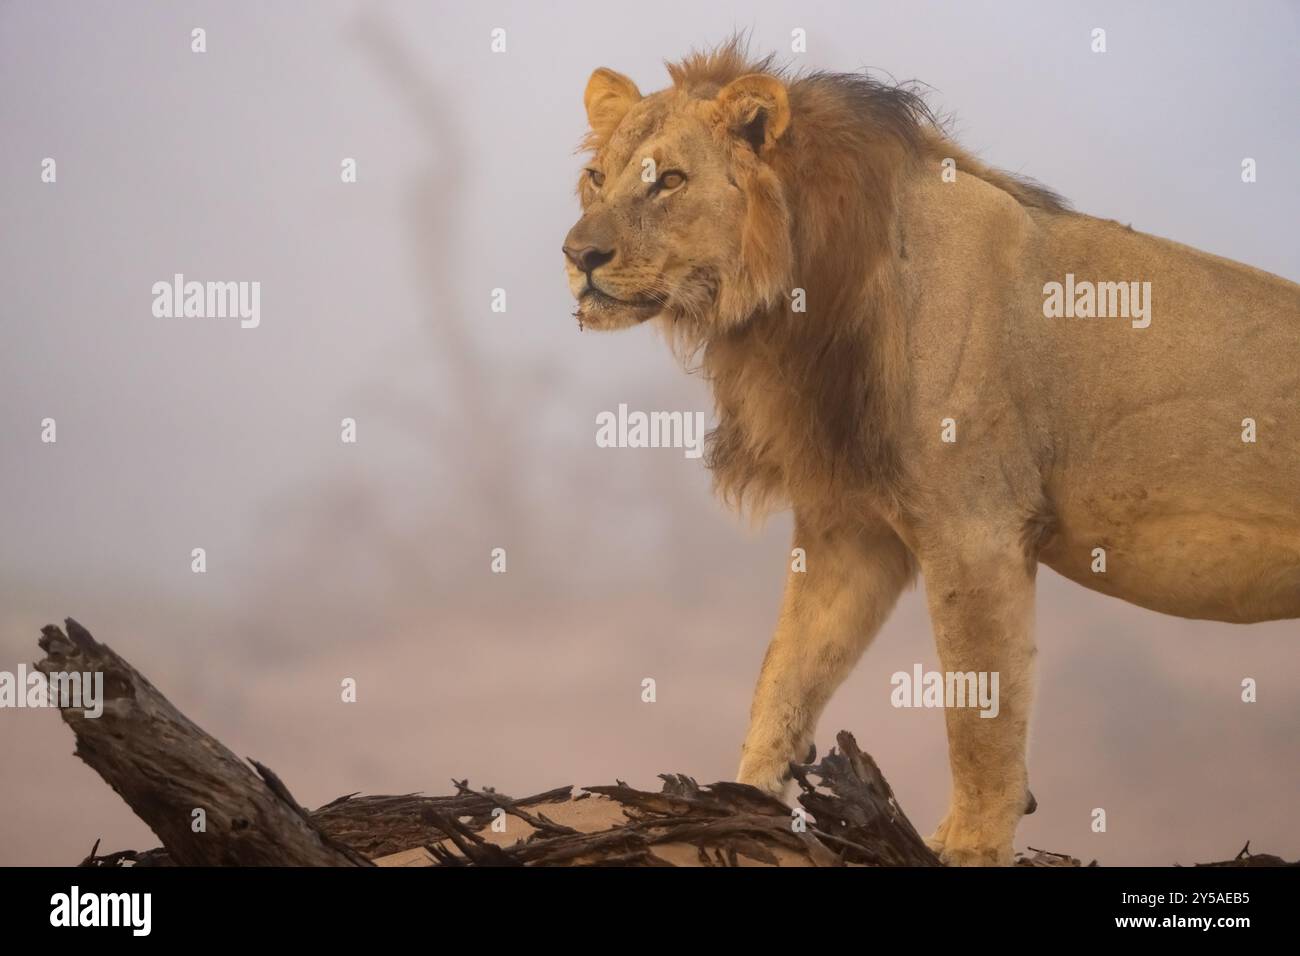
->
310;785;578;859
791;732;940;865
39;620;1296;868
279;762;917;867
37;619;370;866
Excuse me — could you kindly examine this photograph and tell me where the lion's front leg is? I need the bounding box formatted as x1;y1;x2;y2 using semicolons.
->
921;536;1037;866
737;515;914;797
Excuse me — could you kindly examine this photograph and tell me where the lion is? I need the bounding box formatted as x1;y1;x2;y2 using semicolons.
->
561;40;1300;865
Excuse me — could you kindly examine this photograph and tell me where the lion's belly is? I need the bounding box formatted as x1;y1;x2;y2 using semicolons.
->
1040;496;1300;623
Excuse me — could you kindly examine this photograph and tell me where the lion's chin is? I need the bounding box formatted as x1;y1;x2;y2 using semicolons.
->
573;294;661;331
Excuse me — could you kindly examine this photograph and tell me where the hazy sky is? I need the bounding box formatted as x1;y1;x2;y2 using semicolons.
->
0;0;1296;866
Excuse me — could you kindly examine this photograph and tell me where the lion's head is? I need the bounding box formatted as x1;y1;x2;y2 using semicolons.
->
562;58;794;337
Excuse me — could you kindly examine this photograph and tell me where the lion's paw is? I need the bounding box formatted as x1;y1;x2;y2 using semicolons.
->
939;842;1014;867
736;752;799;800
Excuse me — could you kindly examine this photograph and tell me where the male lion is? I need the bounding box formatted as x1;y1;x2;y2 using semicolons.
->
561;42;1300;865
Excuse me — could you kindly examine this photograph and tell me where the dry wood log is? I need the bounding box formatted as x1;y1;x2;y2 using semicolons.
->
790;732;941;866
36;618;370;866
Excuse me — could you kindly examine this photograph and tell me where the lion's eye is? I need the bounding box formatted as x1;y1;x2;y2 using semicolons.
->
659;170;686;191
586;168;605;188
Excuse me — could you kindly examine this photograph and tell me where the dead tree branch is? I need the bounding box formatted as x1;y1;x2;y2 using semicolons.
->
36;618;369;866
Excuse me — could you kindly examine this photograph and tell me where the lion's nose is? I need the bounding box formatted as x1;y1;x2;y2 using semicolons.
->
563;244;615;273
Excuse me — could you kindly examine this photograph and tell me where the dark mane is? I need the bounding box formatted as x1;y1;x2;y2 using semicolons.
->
659;38;1070;519
667;37;1071;214
798;70;936;152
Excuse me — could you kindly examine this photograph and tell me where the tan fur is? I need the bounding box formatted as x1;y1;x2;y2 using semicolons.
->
563;40;1300;865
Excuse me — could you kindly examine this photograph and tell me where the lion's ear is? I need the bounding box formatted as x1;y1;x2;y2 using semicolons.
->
716;74;790;153
584;67;641;138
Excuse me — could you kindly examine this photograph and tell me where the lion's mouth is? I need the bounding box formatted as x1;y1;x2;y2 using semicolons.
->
579;284;661;321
